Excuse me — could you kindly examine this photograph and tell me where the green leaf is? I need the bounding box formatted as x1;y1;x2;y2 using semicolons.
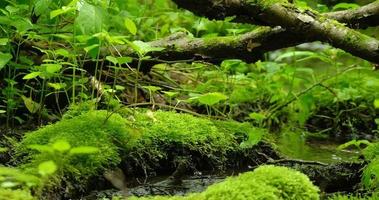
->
52;140;71;152
374;99;379;109
69;146;99;154
43;63;62;74
128;40;164;56
0;52;12;70
163;91;178;98
47;82;66;90
50;6;76;19
34;0;52;16
23;72;41;80
38;161;57;176
240;128;265;148
106;56;118;65
0;147;8;152
0;110;5;114
142;86;162;92
0;38;9;45
124;18;137;35
197;92;228;106
55;49;70;57
75;2;105;34
249;112;266;123
21;96;40;114
84;44;100;53
117;57;132;64
332;3;360;11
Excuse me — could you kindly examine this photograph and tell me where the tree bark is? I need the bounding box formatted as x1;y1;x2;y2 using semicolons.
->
172;0;379;63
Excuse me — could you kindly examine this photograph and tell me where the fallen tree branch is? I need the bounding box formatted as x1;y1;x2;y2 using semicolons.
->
325;0;379;28
172;0;379;28
105;27;306;65
172;0;379;63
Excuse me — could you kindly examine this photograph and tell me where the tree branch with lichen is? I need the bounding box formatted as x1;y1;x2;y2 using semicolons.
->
172;0;379;63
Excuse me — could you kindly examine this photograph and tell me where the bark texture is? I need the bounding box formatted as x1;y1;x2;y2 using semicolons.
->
172;0;379;63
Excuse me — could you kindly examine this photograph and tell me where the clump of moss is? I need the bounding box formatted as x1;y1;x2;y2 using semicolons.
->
16;110;138;181
130;111;246;170
129;165;320;200
0;188;35;200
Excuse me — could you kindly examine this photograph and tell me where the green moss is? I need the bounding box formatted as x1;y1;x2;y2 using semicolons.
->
16;110;138;180
0;188;35;200
129;165;320;200
129;111;244;167
15;109;265;196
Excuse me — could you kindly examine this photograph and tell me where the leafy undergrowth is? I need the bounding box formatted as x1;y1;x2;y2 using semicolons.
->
127;165;320;200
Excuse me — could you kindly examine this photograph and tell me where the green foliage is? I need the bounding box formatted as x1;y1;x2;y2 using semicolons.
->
129;165;320;200
362;142;379;190
0;188;35;200
16;110;138;182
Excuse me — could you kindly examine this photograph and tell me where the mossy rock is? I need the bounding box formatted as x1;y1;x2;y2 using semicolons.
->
16;110;138;180
129;165;320;200
0;188;35;200
126;110;263;172
15;109;265;197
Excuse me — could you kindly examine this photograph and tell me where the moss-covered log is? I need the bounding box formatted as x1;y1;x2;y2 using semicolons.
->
172;0;379;64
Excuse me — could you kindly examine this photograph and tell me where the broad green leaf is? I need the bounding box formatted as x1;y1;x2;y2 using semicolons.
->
23;72;41;80
374;99;379;109
11;18;33;32
129;40;164;56
124;18;137;35
38;161;57;176
197;92;228;106
21;96;40;113
75;2;105;34
106;56;118;65
0;110;5;114
34;0;52;16
55;49;70;57
117;57;132;64
69;146;99;154
0;52;12;70
52;140;71;152
43;63;62;74
0;38;9;45
240;128;265;148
